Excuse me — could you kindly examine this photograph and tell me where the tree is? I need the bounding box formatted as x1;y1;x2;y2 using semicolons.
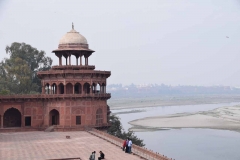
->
107;115;145;147
0;42;52;94
107;115;123;137
0;89;10;95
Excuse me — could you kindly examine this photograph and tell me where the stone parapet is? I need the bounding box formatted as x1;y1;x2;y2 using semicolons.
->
86;128;174;160
0;93;111;102
51;65;95;70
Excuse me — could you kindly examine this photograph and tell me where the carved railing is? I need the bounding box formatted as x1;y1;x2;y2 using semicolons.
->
85;127;173;160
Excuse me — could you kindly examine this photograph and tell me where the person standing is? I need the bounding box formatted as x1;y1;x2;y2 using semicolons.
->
122;139;127;151
98;151;105;160
125;138;129;153
89;151;96;160
128;139;132;153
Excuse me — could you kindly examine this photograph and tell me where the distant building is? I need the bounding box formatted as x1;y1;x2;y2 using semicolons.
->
0;24;111;130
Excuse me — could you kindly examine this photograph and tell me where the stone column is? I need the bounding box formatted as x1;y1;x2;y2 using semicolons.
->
73;84;75;94
78;85;81;94
59;56;62;66
80;56;82;66
57;85;60;94
66;57;68;65
64;84;66;94
42;86;45;94
82;84;84;94
69;55;71;65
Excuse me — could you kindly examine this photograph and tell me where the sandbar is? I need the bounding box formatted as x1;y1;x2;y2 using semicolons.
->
129;105;240;132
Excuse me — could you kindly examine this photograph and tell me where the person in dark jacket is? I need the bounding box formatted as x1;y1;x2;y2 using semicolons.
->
98;151;105;160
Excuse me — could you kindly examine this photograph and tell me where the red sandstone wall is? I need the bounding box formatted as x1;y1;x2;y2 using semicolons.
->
0;99;109;129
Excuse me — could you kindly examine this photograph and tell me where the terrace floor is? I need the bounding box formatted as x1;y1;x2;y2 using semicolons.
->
0;131;142;160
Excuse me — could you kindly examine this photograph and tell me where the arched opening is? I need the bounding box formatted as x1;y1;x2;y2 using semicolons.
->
80;55;84;66
52;83;57;94
66;83;73;94
49;109;59;125
59;83;64;94
96;83;101;94
74;83;81;94
83;83;90;94
45;83;50;94
3;108;21;128
96;108;103;126
92;83;96;93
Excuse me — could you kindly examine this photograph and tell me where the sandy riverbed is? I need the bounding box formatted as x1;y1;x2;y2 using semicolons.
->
129;105;240;132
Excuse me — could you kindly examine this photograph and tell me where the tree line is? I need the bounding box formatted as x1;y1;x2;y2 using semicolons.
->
0;42;52;95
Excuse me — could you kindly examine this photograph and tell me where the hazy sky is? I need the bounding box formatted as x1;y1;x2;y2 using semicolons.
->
1;0;240;86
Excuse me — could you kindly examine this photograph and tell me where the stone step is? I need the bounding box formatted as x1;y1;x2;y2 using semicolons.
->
45;126;55;132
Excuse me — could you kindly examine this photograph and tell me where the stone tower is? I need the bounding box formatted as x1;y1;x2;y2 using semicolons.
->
0;25;111;130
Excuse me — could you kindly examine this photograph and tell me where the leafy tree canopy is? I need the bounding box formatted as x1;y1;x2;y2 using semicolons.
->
0;42;52;94
107;115;145;147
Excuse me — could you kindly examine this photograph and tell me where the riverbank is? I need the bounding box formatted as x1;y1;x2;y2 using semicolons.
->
108;95;240;110
129;105;240;132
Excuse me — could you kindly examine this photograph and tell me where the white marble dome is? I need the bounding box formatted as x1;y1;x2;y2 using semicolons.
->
59;29;88;45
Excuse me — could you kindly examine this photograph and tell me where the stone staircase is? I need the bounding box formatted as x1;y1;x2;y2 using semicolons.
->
45;126;55;132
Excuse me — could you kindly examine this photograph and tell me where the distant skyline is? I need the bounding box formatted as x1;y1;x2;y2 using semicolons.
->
1;0;240;86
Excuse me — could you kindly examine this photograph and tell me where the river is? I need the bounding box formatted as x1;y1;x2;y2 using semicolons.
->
111;102;240;160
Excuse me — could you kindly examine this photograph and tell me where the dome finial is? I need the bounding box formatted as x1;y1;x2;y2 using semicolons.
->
72;22;74;30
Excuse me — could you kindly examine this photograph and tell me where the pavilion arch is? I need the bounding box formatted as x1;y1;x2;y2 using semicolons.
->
66;83;73;94
3;108;22;127
58;83;64;94
45;83;50;94
49;109;59;125
83;82;90;94
74;83;82;94
92;83;96;93
96;108;103;126
51;83;57;94
96;83;101;94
